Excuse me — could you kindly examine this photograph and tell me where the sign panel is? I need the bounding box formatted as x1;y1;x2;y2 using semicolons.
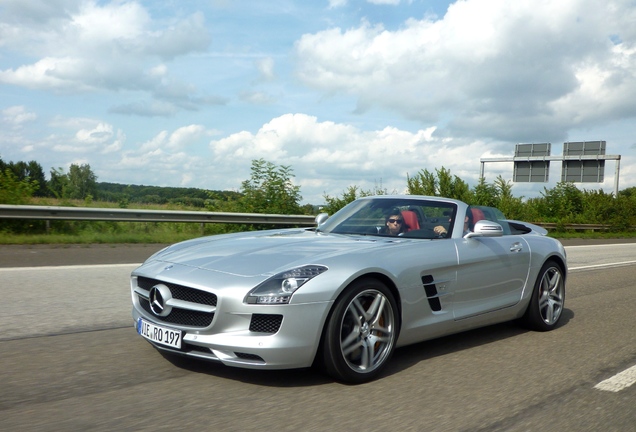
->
513;143;550;182
563;141;606;156
561;141;606;183
514;161;550;182
515;143;551;157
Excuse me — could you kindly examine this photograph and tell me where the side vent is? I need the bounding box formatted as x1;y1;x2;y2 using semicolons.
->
422;275;442;312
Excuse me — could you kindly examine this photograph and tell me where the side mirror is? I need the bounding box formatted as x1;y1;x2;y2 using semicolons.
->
315;212;330;226
465;220;503;238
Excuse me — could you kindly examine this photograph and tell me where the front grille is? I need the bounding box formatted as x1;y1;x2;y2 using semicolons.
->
137;276;217;327
249;314;283;333
139;298;214;327
137;276;217;306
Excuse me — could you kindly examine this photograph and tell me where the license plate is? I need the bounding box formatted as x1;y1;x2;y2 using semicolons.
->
137;318;182;349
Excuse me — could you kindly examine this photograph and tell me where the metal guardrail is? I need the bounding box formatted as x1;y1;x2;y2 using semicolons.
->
0;205;617;231
0;205;317;226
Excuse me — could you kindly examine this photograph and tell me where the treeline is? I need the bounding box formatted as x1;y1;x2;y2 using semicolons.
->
0;157;238;207
2;156;636;237
97;182;240;207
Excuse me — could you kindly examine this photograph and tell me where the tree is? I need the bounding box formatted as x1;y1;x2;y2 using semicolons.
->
472;176;498;207
48;163;97;200
321;181;390;215
322;186;362;215
406;169;437;196
537;182;584;221
0;168;38;204
68;163;97;199
238;159;302;214
48;167;70;199
0;158;48;196
25;161;48;196
407;167;472;201
492;176;524;220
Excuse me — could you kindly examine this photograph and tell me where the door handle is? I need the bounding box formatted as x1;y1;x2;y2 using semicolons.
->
510;242;523;253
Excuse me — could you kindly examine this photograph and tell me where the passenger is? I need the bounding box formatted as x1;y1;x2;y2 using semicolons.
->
382;208;407;236
433;209;474;237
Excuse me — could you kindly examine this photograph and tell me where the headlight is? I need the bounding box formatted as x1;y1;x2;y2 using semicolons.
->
245;265;328;304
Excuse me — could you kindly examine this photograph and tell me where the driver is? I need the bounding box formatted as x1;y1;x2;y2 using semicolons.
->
382;208;406;236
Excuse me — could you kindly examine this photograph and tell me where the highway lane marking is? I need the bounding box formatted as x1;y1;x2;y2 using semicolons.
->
0;263;141;272
568;260;636;272
594;364;636;392
565;243;636;247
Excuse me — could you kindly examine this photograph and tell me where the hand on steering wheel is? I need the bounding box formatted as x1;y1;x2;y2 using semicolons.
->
433;225;447;238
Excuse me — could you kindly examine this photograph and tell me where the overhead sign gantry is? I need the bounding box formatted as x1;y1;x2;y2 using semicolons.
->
480;141;621;195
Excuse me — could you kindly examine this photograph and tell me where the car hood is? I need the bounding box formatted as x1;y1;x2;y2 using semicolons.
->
146;229;396;277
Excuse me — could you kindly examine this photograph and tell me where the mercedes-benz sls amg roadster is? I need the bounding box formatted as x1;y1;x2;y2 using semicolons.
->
131;196;566;383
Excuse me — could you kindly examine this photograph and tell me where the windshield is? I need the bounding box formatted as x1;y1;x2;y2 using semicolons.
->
317;198;458;239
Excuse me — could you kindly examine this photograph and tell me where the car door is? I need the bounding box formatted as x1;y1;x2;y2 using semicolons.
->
452;235;530;320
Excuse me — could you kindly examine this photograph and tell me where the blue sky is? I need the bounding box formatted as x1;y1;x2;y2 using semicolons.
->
1;0;635;204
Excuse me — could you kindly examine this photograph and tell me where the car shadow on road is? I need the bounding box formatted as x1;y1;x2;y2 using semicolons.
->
385;307;575;379
159;308;575;387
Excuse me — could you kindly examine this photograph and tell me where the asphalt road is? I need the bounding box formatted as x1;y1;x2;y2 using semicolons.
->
0;241;635;431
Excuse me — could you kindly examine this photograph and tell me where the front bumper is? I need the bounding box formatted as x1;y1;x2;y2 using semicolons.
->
132;299;333;370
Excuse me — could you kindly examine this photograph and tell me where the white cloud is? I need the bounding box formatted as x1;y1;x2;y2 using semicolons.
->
167;125;208;150
240;91;275;104
209;113;484;201
75;123;113;144
367;0;402;5
328;0;348;8
256;57;275;81
109;100;179;117
1;106;37;128
0;57;94;91
0;1;212;110
295;0;636;142
28;116;126;158
138;125;211;152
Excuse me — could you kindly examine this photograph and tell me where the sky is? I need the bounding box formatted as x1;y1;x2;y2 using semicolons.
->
1;0;635;205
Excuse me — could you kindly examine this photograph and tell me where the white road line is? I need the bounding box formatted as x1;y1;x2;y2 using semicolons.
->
594;364;636;392
565;243;636;249
568;260;636;271
0;263;141;272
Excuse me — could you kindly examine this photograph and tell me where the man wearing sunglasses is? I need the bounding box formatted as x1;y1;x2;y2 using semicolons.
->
383;209;406;236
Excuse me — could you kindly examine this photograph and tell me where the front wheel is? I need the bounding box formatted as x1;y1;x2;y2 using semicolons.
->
520;260;565;331
321;278;399;383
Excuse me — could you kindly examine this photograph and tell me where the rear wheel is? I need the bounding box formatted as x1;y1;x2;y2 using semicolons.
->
521;260;565;331
321;278;399;383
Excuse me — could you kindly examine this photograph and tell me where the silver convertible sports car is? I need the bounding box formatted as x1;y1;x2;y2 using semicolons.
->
131;196;567;383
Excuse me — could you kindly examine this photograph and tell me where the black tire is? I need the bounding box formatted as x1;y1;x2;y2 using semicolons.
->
520;260;565;331
320;278;399;383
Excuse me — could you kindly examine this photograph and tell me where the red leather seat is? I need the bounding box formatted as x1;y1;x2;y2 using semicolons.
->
470;208;486;229
401;210;420;232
